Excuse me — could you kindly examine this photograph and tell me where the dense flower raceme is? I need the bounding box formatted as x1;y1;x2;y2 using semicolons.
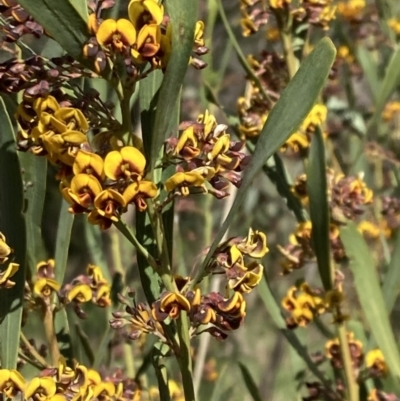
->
164;110;251;200
15;94;158;229
84;0;207;74
239;0;337;37
111;229;267;341
28;259;112;318
0;360;147;401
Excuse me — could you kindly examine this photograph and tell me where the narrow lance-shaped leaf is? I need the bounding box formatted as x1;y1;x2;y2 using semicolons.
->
18;155;47;274
238;363;263;401
340;222;400;389
0;97;26;369
17;0;95;71
307;126;332;291
149;0;198;170
197;37;336;278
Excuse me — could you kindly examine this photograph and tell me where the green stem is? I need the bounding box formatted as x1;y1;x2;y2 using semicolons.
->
338;325;359;401
275;11;298;79
43;302;60;366
21;332;50;368
113;220;159;271
177;313;196;401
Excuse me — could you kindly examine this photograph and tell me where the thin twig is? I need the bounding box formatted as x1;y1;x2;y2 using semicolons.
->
20;332;50;368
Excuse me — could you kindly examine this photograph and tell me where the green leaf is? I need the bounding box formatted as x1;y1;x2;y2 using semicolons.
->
54;201;74;284
340;222;400;388
367;46;400;134
149;0;198;170
18;155;47;274
17;0;92;68
382;230;400;313
139;69;163;162
75;323;95;366
197;37;336;278
356;46;380;102
307;126;332;291
54;308;74;364
0;97;26;369
238;363;263;401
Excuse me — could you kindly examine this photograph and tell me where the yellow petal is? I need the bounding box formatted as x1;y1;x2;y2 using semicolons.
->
96;19;117;46
66;284;92;303
139;180;158;197
71;174;103;197
122;182;140;204
73;150;104;179
116;18;137;45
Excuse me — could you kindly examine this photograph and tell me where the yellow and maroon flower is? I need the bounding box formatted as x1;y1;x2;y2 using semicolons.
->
128;0;164;31
65;283;92;304
0;369;25;398
366;349;388;377
62;174;103;211
152;291;191;321
0;232;12;264
96;19;137;52
131;24;161;61
94;189;127;222
25;377;57;401
0;263;19;288
104;146;146;181
164;171;207;196
123;180;158;211
73;150;105;180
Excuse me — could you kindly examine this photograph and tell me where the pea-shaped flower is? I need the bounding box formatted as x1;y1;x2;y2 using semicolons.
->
128;0;164;31
104;146;146;181
96;19;137;52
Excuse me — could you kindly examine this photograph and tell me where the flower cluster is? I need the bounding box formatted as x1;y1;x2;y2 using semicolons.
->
112;229;267;341
164;111;250;200
281;283;328;328
239;0;269;37
0;360;143;401
237;52;286;139
207;228;268;293
292;170;373;222
337;0;365;21
85;0;207;74
28;260;111;318
16;95;90;166
0;231;19;289
61;146;157;229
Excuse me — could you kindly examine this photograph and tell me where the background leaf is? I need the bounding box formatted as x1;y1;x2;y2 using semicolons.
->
149;0;198;170
340;222;400;388
0;97;26;369
197;37;337;278
239;363;263;401
307;126;332;290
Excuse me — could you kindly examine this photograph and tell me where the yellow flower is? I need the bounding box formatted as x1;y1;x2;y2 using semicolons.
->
25;377;57;401
217;291;246;318
33;96;60;119
34;278;61;298
0;232;12;264
197;110;217;138
96;19;137;52
50;108;89;134
228;264;264;293
92;382;116;400
174;126;200;160
66;284;92;303
269;0;291;8
366;349;388;376
62;174;103;210
128;0;164;31
237;228;268;258
131;24;161;61
123;180;158;211
73;150;105;180
0;369;25;397
241;16;257;37
94;189;127;222
389;18;400;35
337;0;365;20
95;284;112;307
104;146;146;181
281;132;310;153
0;262;19;288
194;21;205;48
164;171;206;196
152;291;191;321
